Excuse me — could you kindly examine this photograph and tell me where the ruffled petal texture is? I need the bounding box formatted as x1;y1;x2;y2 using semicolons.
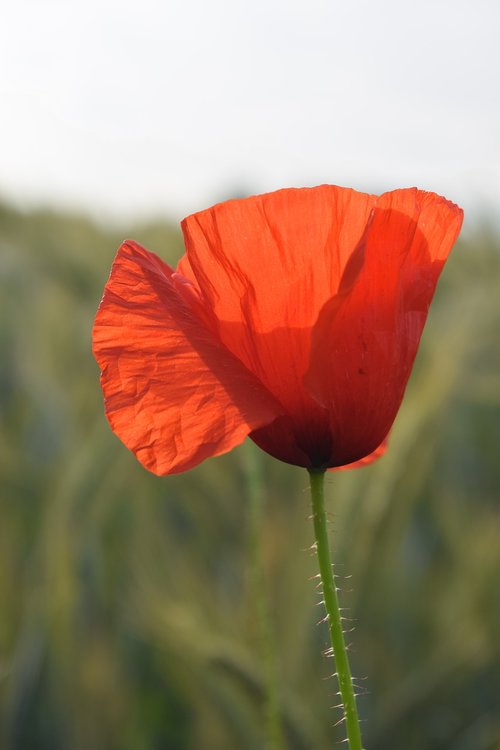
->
181;186;462;469
181;185;377;466
92;241;283;474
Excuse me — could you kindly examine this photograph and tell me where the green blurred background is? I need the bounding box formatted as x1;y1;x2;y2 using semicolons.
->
0;200;499;750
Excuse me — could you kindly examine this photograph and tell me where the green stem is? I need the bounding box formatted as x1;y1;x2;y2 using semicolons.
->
244;444;285;750
308;469;363;750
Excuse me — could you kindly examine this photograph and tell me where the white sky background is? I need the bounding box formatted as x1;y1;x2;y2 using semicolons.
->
0;0;499;229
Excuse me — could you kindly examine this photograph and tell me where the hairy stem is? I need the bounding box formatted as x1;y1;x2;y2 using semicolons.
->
308;469;363;750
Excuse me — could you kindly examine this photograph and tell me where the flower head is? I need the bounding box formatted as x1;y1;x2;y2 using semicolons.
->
93;185;463;474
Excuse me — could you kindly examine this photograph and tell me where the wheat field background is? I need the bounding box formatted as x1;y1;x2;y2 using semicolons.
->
1;201;499;749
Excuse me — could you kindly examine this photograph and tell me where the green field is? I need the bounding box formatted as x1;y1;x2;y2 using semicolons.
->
1;201;499;749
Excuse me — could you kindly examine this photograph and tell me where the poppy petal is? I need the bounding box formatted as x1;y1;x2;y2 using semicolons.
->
180;184;375;335
181;186;377;464
92;240;283;474
306;188;463;467
250;416;313;468
329;436;389;471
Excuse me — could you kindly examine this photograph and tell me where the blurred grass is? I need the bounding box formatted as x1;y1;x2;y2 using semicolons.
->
0;200;499;750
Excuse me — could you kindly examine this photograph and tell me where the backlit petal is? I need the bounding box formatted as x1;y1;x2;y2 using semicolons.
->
92;241;282;474
306;188;463;467
181;186;376;465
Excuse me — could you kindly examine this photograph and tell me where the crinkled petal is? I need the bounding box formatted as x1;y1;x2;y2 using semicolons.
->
180;185;376;332
306;188;463;467
181;186;376;464
92;241;283;474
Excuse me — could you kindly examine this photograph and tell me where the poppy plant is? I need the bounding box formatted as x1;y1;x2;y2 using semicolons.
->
93;184;463;748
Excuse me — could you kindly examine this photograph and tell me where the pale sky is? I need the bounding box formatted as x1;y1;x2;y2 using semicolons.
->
1;0;499;229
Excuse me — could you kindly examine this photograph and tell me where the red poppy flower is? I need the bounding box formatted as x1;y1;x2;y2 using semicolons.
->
93;185;463;475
